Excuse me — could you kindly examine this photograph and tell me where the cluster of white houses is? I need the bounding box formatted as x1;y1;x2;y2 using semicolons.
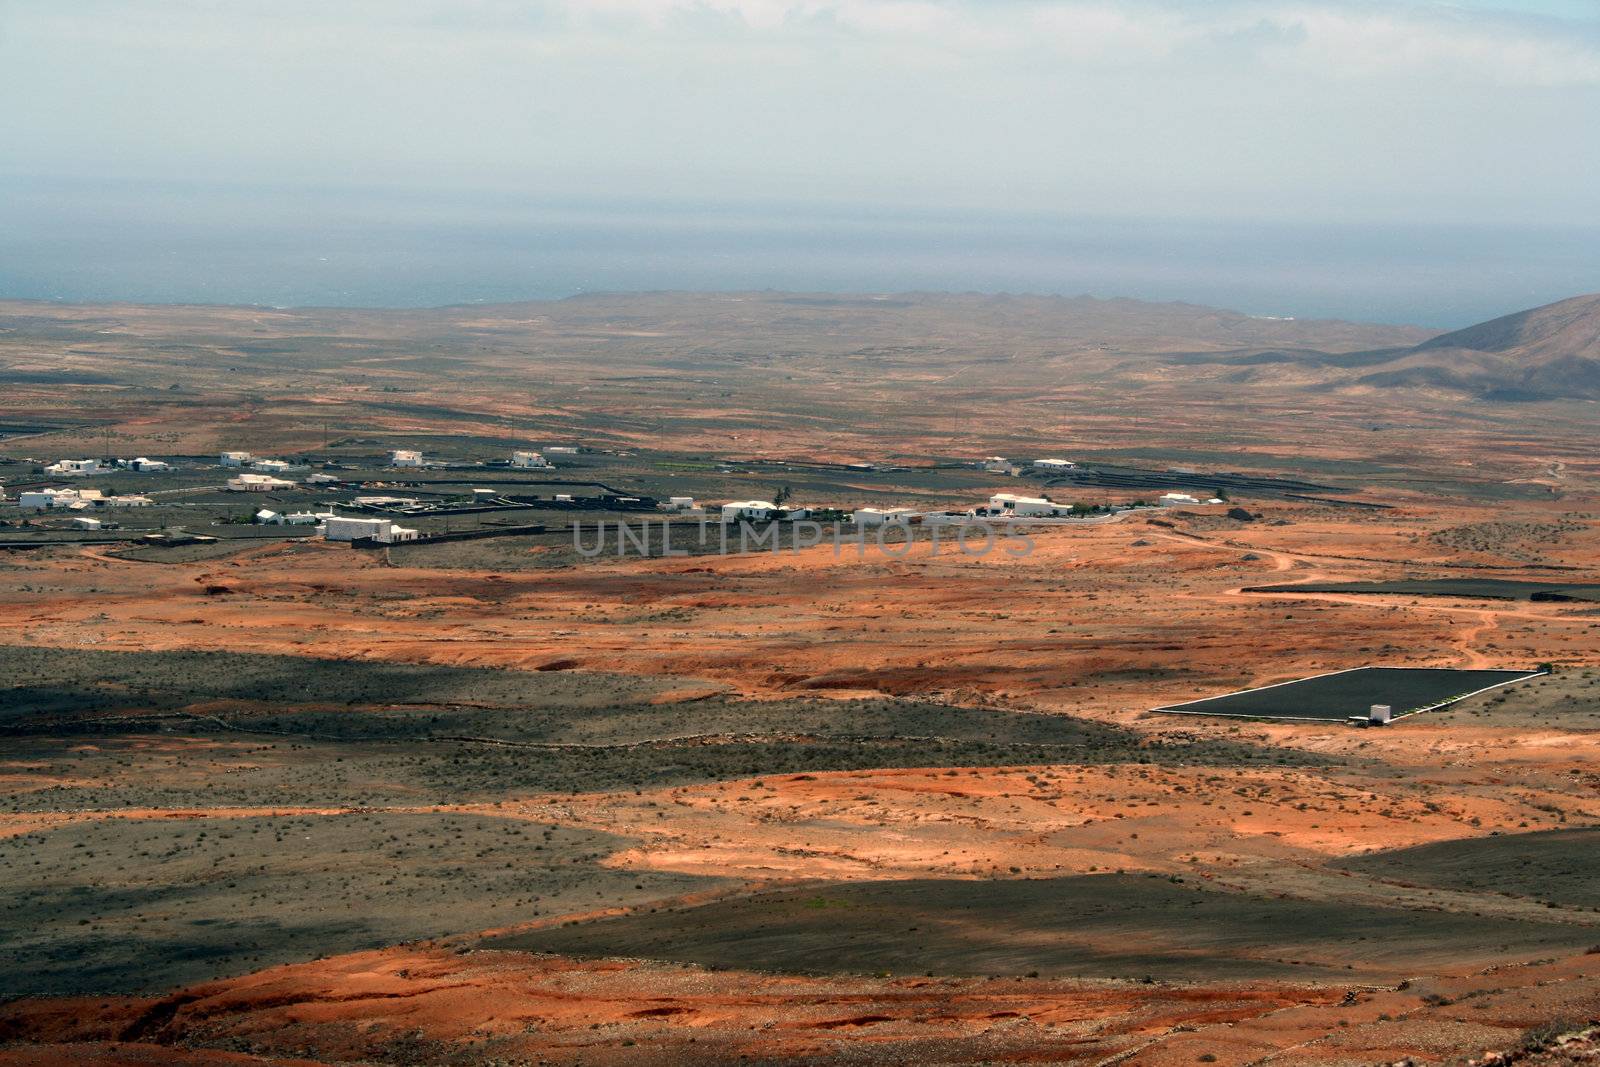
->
664;480;1221;526
976;456;1076;476
28;447;573;498
46;457;172;476
8;445;1222;546
16;487;152;510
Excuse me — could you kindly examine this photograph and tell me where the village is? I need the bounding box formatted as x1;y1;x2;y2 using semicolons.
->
0;446;1233;551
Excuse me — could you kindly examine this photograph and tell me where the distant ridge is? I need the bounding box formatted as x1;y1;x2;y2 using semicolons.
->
1358;292;1600;400
1176;292;1600;401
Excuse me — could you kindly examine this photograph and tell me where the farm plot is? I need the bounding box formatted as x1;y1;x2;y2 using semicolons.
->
1153;666;1542;722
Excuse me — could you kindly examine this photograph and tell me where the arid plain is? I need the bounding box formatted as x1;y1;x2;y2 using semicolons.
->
3;292;1600;1065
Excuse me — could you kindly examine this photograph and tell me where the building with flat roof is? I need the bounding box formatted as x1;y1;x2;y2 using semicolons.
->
323;516;420;543
45;459;101;477
853;507;920;526
19;488;81;509
981;493;1072;518
227;474;296;492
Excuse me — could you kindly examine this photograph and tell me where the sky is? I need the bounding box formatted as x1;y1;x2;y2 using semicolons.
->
4;0;1599;222
1;1;1598;319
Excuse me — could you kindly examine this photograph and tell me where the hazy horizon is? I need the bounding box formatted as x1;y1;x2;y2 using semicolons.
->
3;1;1598;328
3;174;1598;328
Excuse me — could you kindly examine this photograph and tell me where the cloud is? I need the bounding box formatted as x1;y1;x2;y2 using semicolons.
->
11;1;1597;84
2;0;1597;223
538;0;1600;85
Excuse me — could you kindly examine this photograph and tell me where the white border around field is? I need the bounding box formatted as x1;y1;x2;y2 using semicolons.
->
1151;666;1547;723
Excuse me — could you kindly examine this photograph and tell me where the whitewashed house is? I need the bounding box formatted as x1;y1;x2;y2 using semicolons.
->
70;516;103;530
1032;458;1076;472
852;507;920;527
323;516;420;543
20;488;80;509
545;446;579;455
981;493;1074;518
389;449;424;468
722;500;775;522
45;459;100;477
1159;492;1201;507
255;509;286;525
127;457;170;472
252;459;293;474
510;450;551;469
220;451;252;467
721;501;810;522
227;474;296;492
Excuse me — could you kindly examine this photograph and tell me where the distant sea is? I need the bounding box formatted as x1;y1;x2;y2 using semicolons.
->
3;177;1597;329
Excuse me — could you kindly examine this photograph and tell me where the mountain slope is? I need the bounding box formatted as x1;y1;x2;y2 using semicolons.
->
1358;292;1600;400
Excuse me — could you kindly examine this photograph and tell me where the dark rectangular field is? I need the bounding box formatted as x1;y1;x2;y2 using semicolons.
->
1242;579;1600;603
1153;666;1542;722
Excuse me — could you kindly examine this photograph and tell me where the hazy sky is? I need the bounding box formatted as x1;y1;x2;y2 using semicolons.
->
4;0;1599;225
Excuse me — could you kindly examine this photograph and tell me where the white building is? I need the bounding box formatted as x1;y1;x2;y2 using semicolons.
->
545;446;579;455
323;516;420;543
70;516;102;530
227;474;296;492
852;506;920;527
389;449;424;468
510;450;551;469
255;509;285;525
978;456;1017;474
722;500;775;522
982;493;1073;518
45;459;100;477
1032;458;1076;472
106;495;153;508
252;459;293;474
220;451;252;467
127;457;170;472
660;496;698;512
721;501;810;522
286;510;335;526
304;472;340;485
1159;492;1201;507
19;488;80;509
